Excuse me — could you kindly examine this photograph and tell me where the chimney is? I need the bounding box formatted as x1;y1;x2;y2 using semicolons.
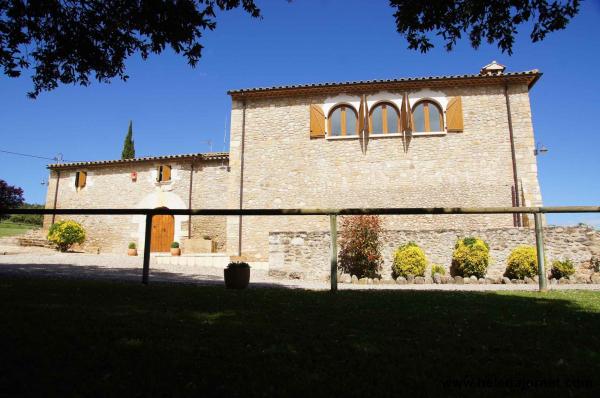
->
480;60;506;76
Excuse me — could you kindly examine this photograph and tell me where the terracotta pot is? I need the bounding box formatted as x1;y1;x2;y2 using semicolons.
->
224;267;250;289
170;248;181;256
127;248;138;256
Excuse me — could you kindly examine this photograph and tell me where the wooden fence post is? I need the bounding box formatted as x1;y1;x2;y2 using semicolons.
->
534;212;548;292
330;214;338;292
142;213;152;285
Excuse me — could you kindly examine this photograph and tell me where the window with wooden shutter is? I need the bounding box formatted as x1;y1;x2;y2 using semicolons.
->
309;104;325;138
158;165;172;182
75;171;86;189
328;105;358;137
446;96;464;132
411;100;444;133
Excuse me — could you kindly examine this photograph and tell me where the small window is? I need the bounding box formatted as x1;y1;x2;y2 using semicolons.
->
328;105;358;136
412;100;443;133
157;165;171;182
75;171;87;189
370;102;399;134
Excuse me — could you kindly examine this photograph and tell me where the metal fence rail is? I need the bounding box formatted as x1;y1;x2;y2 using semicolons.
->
2;206;600;291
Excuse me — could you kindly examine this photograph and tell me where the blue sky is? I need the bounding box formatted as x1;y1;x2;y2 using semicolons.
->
1;0;599;226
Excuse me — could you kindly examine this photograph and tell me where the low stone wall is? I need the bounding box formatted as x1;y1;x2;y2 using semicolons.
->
268;226;600;280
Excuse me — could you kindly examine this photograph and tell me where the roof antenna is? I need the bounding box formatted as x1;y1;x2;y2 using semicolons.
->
54;153;63;164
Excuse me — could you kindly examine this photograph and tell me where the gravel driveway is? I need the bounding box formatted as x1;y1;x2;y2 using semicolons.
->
1;242;599;291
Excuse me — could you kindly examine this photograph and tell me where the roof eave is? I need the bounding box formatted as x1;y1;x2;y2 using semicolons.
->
47;152;229;170
228;71;542;99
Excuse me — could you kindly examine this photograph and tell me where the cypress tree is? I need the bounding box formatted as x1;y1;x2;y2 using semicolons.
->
121;120;135;159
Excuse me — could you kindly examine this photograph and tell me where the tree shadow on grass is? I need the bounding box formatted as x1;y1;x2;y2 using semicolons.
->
0;279;598;397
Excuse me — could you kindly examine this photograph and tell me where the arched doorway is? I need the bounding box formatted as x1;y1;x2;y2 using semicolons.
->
151;208;174;252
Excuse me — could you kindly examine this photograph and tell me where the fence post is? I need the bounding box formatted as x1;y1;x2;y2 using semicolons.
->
330;214;338;292
142;213;152;285
534;212;548;292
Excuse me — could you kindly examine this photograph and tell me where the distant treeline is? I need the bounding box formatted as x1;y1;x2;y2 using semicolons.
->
4;203;44;226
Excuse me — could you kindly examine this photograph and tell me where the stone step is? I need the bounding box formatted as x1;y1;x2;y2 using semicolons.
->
17;237;53;248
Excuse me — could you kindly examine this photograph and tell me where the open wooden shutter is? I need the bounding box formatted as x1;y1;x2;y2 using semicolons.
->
309;104;325;138
446;96;464;132
162;165;171;181
75;171;86;189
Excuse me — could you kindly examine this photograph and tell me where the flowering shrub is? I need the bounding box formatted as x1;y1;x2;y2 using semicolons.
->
47;220;86;252
505;246;538;279
338;215;383;279
392;242;427;278
451;237;490;278
550;259;575;279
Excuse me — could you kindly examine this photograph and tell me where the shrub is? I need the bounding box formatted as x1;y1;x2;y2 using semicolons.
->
393;242;427;278
128;242;136;250
47;220;85;252
505;246;538;279
451;237;490;278
550;259;575;279
171;241;179;249
338;215;383;279
431;264;446;277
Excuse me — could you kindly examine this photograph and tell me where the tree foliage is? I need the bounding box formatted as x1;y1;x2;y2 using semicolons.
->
121;120;135;159
0;179;24;219
0;0;261;98
390;0;580;54
0;1;580;97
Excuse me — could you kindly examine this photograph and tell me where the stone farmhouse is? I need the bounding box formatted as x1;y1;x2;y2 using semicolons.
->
45;62;553;278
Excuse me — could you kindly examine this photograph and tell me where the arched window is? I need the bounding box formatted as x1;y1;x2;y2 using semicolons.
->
412;100;443;133
369;102;400;134
328;105;358;136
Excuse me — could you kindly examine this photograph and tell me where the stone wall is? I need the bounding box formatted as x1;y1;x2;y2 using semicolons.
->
227;83;542;261
269;226;600;280
44;159;229;254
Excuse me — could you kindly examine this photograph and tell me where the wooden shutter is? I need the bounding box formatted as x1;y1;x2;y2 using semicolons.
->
309;104;325;138
162;165;171;181
446;96;464;132
75;171;86;189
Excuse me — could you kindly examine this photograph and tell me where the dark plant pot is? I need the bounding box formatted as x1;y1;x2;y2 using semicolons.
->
224;267;250;289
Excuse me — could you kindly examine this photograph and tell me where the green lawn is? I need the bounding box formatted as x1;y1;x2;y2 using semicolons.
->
0;278;599;397
0;222;37;237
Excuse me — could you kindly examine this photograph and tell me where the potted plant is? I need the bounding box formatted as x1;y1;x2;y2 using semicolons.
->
224;261;251;289
128;242;138;256
170;241;181;256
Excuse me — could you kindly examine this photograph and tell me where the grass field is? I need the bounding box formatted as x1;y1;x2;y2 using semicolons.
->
0;278;598;397
0;222;37;237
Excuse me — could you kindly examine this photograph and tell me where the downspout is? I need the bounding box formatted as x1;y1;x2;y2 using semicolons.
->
504;83;521;227
188;158;195;239
238;99;247;257
51;170;61;225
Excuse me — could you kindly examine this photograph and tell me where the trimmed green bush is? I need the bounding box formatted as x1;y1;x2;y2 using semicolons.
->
128;242;136;250
451;237;490;278
431;264;446;277
171;241;179;249
393;242;427;278
47;220;85;252
550;259;575;279
505;246;538;279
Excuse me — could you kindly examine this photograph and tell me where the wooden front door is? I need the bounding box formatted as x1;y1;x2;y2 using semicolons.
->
151;214;174;252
